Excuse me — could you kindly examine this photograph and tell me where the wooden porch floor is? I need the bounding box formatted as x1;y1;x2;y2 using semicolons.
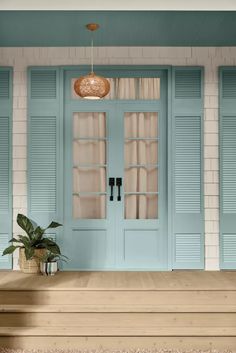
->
0;270;236;290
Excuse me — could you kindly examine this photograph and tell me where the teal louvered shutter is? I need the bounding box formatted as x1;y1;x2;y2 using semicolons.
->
28;68;62;240
220;67;236;269
172;67;204;269
0;68;12;269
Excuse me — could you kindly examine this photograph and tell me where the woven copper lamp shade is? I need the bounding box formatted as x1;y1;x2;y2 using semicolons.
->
74;72;110;99
74;23;110;100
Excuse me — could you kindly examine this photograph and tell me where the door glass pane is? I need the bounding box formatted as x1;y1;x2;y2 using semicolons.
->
73;167;106;193
73;195;106;219
73;112;106;138
73;140;106;165
124;167;158;193
125;112;158;138
124;112;158;219
125;140;158;165
73;112;107;219
72;78;160;100
125;195;158;219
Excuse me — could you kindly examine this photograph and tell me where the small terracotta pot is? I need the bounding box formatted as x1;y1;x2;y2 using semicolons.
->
19;248;46;274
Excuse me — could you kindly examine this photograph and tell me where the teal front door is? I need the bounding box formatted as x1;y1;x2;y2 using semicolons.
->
62;69;168;270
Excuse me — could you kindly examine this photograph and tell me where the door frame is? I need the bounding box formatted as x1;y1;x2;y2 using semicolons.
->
59;65;173;270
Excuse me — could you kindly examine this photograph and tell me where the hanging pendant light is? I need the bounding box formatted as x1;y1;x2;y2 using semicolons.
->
74;23;110;100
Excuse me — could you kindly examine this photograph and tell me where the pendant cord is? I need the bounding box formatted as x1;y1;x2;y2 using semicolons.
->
91;35;94;74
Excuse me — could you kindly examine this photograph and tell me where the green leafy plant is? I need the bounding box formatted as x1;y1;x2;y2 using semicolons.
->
2;213;62;260
40;250;68;263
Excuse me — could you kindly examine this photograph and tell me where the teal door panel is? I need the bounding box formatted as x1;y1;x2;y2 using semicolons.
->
62;69;168;270
123;230;161;267
65;229;110;270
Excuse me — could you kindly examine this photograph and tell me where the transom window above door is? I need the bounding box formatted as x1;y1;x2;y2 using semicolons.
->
71;78;160;100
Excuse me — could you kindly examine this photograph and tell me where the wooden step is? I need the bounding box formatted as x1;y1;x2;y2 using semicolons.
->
0;326;235;337
0;312;235;328
0;336;235;350
0;272;235;350
1;304;236;312
0;290;235;305
0;271;235;291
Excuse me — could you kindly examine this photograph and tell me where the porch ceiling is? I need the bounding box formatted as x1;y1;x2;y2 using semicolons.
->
1;11;236;47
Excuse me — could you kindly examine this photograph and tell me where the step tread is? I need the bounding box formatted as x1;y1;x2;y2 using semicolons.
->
1;290;235;307
0;304;236;313
0;271;236;291
0;326;235;336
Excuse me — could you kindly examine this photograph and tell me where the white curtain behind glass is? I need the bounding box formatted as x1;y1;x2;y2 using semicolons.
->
73;112;106;219
124;114;158;219
104;77;160;100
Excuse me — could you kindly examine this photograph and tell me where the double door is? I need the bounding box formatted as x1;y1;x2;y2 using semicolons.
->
62;71;168;270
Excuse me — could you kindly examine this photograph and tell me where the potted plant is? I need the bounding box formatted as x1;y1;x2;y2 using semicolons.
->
2;213;62;274
40;250;68;276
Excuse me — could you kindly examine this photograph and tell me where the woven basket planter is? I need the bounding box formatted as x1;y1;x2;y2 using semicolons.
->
19;248;46;274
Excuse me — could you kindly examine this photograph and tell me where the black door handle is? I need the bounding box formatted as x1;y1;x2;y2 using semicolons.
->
109;177;115;201
116;178;122;201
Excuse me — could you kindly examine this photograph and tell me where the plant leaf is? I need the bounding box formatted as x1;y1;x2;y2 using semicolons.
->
46;245;61;254
8;237;21;243
46;221;62;229
33;226;44;241
17;214;34;239
24;247;35;260
2;245;19;256
40;238;61;255
18;235;31;248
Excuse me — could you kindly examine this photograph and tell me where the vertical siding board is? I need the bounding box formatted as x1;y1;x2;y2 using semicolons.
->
220;67;236;269
28;67;62;238
0;67;12;269
172;67;204;269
